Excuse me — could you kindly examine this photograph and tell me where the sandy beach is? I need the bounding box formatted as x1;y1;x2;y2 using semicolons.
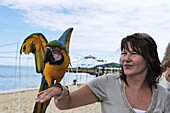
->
0;84;101;113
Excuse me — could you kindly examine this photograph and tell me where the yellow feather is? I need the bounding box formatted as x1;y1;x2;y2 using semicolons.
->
35;51;44;73
65;31;72;51
20;33;47;73
44;50;70;86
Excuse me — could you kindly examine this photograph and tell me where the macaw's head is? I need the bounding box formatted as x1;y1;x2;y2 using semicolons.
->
44;40;67;65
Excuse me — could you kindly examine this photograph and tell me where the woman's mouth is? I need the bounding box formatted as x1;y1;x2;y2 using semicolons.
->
123;64;133;69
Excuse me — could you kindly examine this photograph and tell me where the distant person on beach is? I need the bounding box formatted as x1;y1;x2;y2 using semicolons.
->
95;73;99;77
159;60;170;92
73;79;77;85
35;33;170;113
95;69;99;77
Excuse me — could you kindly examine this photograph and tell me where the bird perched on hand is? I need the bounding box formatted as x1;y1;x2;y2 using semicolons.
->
20;27;73;113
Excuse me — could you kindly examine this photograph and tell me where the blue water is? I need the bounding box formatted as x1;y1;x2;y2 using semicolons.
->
0;65;95;93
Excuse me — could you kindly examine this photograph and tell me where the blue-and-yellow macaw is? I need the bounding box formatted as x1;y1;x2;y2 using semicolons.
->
20;27;73;113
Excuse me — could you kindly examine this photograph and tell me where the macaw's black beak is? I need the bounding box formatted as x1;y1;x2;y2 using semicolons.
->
44;48;54;63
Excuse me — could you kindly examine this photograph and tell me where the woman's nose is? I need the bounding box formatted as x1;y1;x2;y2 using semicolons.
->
124;54;132;62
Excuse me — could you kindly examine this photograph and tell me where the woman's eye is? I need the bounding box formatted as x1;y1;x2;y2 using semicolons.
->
132;52;137;54
121;52;126;55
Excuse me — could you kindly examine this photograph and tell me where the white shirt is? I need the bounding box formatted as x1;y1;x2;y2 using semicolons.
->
133;108;146;113
159;76;170;92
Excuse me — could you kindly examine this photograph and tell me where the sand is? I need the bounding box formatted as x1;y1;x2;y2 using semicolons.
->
0;85;101;113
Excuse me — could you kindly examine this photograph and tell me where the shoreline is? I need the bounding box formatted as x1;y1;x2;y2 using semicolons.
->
0;83;84;94
0;87;39;94
0;84;101;113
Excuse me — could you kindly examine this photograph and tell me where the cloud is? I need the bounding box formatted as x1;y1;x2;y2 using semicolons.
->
0;0;170;61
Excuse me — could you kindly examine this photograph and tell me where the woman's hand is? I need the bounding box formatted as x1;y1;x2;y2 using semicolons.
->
35;85;99;110
35;86;65;103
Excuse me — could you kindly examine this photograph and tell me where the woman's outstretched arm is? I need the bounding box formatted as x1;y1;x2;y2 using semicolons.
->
35;84;99;110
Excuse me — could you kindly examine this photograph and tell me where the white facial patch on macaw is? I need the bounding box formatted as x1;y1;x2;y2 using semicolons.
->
46;46;62;61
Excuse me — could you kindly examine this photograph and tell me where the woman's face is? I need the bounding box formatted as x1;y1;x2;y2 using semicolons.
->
165;66;170;82
121;42;148;77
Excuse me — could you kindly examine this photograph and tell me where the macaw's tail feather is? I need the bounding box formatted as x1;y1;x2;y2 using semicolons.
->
33;76;53;113
33;100;51;113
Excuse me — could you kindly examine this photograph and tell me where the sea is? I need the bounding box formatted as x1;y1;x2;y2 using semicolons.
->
0;65;95;94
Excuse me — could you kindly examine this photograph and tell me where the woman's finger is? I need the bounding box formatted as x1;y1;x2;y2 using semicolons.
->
54;93;64;103
35;86;62;103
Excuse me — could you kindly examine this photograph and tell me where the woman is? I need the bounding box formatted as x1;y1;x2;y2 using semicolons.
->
159;60;170;92
36;33;170;113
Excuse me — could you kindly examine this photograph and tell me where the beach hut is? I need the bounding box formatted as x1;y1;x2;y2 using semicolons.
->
68;55;120;75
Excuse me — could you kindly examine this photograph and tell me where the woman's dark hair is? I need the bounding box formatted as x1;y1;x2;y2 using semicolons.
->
120;33;161;89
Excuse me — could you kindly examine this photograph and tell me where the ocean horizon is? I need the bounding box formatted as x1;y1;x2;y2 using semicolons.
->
0;65;95;94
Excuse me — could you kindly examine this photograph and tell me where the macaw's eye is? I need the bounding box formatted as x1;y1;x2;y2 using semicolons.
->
52;47;61;54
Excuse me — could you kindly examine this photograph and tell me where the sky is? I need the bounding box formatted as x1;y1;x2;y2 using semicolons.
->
0;0;170;66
